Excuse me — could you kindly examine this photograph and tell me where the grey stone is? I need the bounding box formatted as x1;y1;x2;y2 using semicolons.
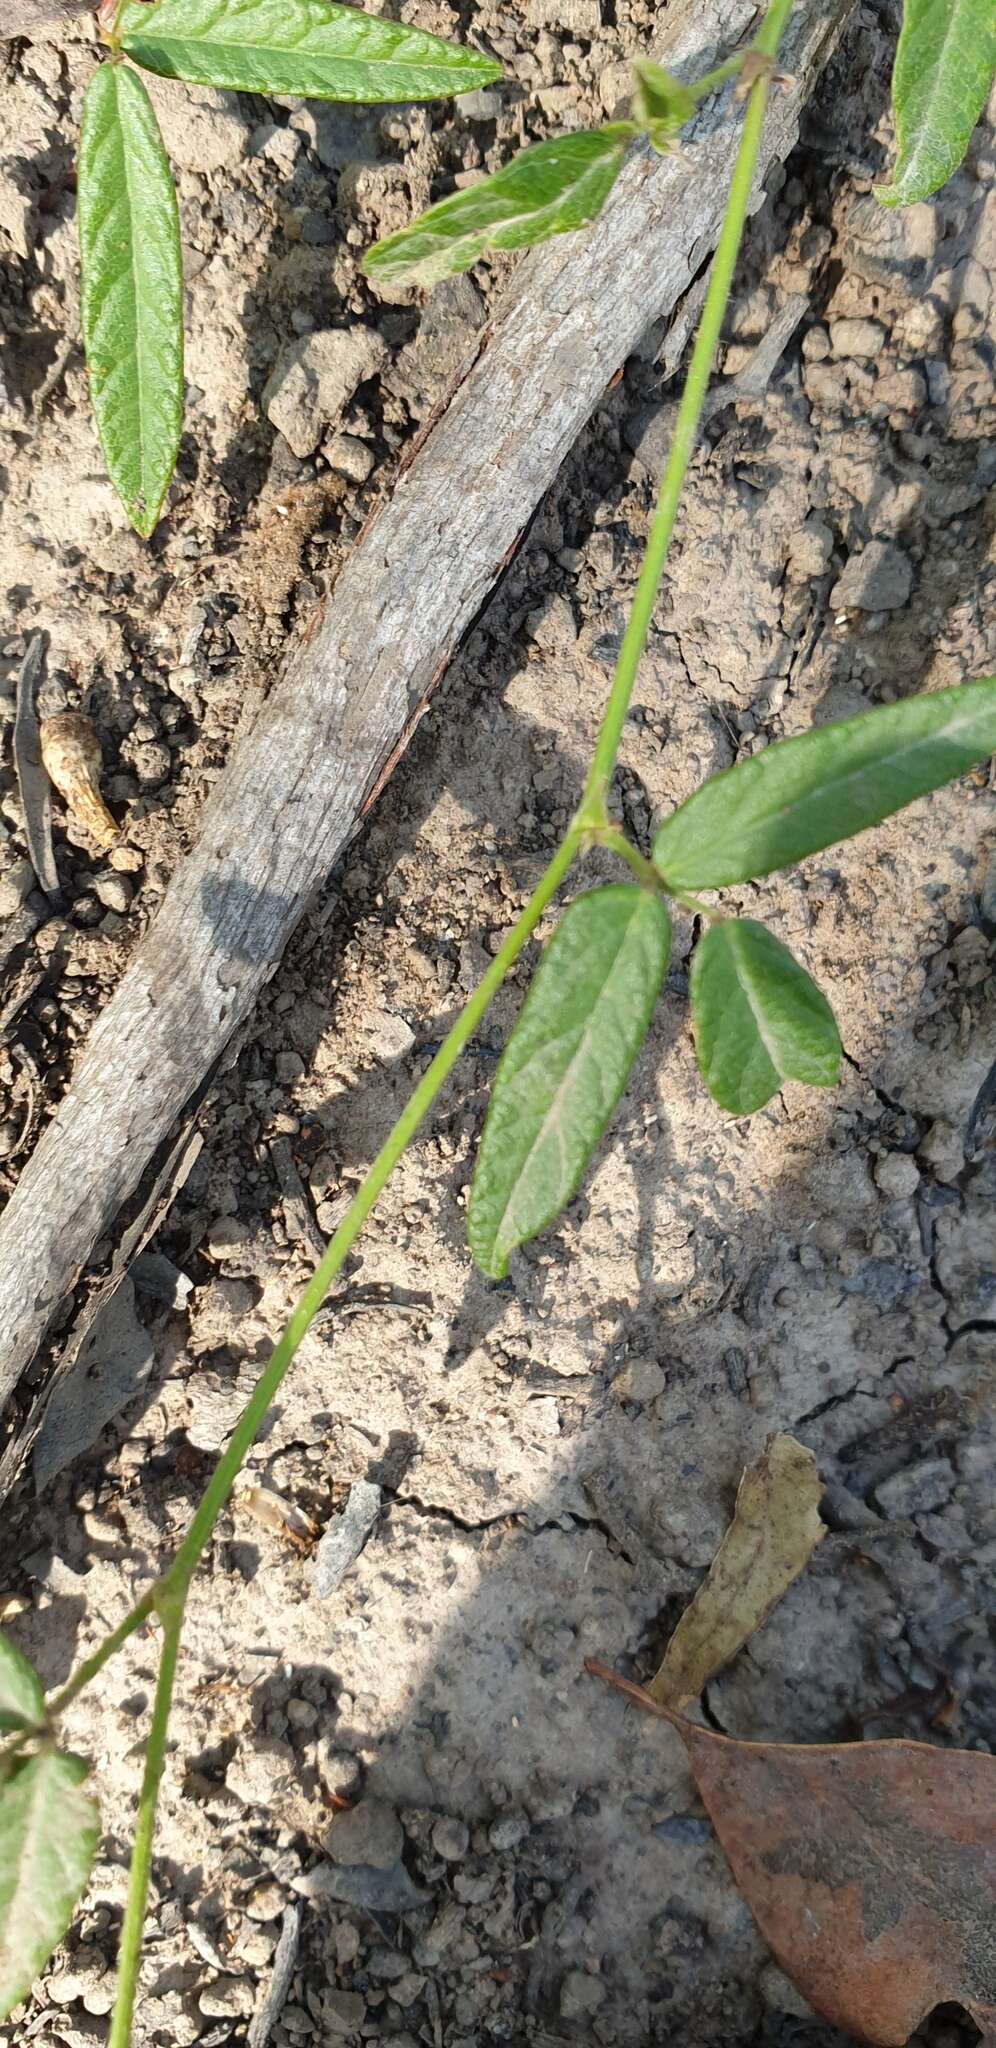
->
980;849;996;923
829;317;886;359
559;1969;607;2019
226;1738;296;1809
830;540;913;612
312;1480;381;1597
918;1119;963;1182
325;1990;366;2034
875;1456;956;1518
329;1795;402;1870
199;1975;255;2018
366;1008;416;1060
612;1358;666;1403
527;593;577;652
93;871;133;913
456;88;502;120
432;1814;470;1861
245;1880;286;1922
264;328;388;457
32;1277;154;1491
293;1858;428;1914
324;431;375;483
0;856;34;915
488;1812;529;1851
874;1152;919;1198
316;1742;362;1802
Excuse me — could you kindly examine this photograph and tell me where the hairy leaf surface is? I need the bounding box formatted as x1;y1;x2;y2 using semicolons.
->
691;920;840;1115
0;1752;99;2019
364;127;629;286
0;1634;43;1735
468;886;670;1278
653;678;996;888
121;0;500;102
78;64;183;537
878;0;996;206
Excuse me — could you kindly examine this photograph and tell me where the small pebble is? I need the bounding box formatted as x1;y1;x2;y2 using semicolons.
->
830;539;912;612
324;1988;366;2033
329;1796;403;1870
245;1880;286;1922
559;1968;606;2020
316;1741;362;1802
432;1814;470;1861
93;872;133;913
488;1812;529;1852
874;1152;919;1198
829;316;886;359
324;431;375;482
198;1975;255;2018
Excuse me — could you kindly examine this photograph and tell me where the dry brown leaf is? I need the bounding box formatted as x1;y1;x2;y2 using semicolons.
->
649;1432;824;1707
589;1663;996;2047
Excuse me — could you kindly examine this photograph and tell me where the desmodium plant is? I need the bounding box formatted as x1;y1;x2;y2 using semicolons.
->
76;0;501;535
4;0;995;2039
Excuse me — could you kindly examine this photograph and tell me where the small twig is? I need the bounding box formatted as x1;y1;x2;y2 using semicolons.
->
33;341;77;412
13;633;60;903
584;1657;683;1728
248;1905;301;2048
269;1135;326;1265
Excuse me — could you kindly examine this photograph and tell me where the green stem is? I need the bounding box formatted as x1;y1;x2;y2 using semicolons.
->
107;1600;182;2048
593;825;721;921
160;829;577;1601
590;824;670;894
51;10;796;2041
47;1590;158;1723
84;831;578;2045
577;0;792;827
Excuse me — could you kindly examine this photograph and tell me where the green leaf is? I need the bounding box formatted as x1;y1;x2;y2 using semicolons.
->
653;677;996;890
631;57;695;151
468;885;670;1279
78;64;184;539
691;919;840;1116
877;0;996;206
120;0;501;102
0;1635;43;1736
0;1750;99;2019
364;126;630;288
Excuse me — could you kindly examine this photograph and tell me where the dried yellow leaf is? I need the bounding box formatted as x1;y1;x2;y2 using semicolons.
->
649;1432;824;1708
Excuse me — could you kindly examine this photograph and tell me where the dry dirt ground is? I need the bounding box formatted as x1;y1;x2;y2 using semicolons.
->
1;3;996;2046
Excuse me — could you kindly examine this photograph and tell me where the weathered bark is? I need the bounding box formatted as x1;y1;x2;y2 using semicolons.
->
0;0;854;1426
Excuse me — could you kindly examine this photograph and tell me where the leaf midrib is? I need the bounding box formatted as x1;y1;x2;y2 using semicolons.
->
896;0;969;189
126;26;474;74
726;928;783;1083
115;74;150;514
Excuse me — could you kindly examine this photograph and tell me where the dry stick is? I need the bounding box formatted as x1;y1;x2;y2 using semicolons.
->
0;0;854;1438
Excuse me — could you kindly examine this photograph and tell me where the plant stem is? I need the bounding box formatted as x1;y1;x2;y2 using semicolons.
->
47;1589;158;1722
577;0;792;828
55;11;795;2039
160;829;577;1600
590;823;670;894
83;831;577;2045
107;1600;182;2048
